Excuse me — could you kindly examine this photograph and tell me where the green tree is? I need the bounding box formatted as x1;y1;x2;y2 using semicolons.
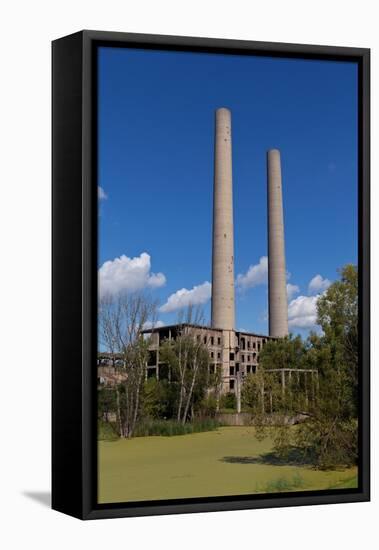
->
98;292;158;437
160;328;210;424
257;335;308;414
296;265;358;468
253;265;359;469
270;265;359;469
219;392;236;411
158;307;213;424
259;334;305;372
141;378;176;419
316;263;358;417
98;387;117;421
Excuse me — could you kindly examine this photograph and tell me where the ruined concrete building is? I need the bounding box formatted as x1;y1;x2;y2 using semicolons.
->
142;324;271;394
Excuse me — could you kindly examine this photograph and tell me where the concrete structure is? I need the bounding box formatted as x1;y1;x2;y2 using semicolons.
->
267;149;289;337
211;108;235;331
97;353;128;386
99;111;299;398
98;338;317;402
141;323;272;394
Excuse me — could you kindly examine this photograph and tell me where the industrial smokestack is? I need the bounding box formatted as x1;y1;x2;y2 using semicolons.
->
211;108;235;330
267;149;289;338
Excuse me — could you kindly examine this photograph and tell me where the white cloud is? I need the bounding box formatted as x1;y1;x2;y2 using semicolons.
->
160;282;211;313
236;256;268;289
308;274;331;295
287;283;300;301
99;252;166;297
287;275;333;330
288;295;319;329
98;186;108;200
143;320;165;330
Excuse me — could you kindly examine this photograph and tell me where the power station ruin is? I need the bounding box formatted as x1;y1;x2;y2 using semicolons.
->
140;107;290;395
267;149;289;338
211;107;236;332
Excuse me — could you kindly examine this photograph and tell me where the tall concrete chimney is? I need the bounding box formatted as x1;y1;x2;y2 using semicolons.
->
211;108;235;330
267;149;289;337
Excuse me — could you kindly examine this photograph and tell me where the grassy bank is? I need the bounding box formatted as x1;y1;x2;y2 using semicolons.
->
98;418;222;440
98;426;357;503
98;421;119;441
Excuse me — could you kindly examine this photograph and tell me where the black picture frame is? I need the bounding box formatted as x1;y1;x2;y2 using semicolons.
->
52;30;370;520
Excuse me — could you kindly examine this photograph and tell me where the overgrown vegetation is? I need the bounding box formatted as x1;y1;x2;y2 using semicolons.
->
98;420;119;441
246;265;358;470
98;265;358;472
263;473;305;493
219;392;237;412
132;418;222;437
99;292;157;438
158;308;220;424
98;301;221;438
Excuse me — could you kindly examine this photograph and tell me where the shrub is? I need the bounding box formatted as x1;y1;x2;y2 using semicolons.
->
98;420;119;441
264;473;305;493
296;417;358;470
98;387;117;420
141;378;176;419
133;418;222;437
197;395;218;417
220;392;236;411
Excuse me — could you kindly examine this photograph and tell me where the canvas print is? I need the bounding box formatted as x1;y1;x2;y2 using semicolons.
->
97;46;359;504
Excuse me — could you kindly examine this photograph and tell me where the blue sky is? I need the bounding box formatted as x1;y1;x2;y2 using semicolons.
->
98;46;358;337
